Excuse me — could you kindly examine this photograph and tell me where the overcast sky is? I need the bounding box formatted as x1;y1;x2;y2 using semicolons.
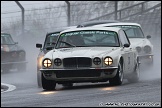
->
1;1;65;24
1;1;64;11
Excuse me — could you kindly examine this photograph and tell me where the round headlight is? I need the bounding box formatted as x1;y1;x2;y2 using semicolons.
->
93;57;101;65
104;57;113;65
136;46;141;53
43;59;52;68
144;45;151;53
54;58;62;66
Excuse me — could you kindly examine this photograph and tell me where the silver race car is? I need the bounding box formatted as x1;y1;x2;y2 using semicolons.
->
39;27;140;90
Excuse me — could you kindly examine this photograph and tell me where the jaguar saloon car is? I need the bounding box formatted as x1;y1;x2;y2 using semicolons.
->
1;32;27;72
93;22;154;65
38;27;140;90
36;26;76;87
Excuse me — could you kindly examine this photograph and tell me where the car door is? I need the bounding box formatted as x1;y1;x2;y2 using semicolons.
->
123;30;135;73
119;30;133;73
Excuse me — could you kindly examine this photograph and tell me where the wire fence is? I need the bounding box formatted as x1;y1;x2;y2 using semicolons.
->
1;1;161;43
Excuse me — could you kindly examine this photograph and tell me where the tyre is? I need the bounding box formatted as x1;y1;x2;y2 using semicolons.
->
37;71;42;88
2;65;11;73
42;73;56;90
2;67;10;73
127;63;140;83
109;60;123;86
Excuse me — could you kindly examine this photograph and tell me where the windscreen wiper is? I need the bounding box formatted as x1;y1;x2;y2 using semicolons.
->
58;41;76;47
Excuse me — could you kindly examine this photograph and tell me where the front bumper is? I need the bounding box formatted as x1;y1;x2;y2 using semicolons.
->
40;67;118;82
1;61;28;65
138;54;153;64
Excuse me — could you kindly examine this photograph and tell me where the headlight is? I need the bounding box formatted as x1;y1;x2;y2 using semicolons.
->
143;45;151;53
43;58;52;68
93;57;101;65
104;57;113;65
136;46;141;53
54;58;62;66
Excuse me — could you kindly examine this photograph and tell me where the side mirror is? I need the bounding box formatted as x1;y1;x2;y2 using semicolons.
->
36;43;42;48
146;35;151;39
123;43;130;47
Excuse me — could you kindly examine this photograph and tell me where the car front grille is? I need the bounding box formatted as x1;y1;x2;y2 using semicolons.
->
1;51;25;63
63;57;92;68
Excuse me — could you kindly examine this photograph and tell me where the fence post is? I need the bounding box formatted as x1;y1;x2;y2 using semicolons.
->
115;1;118;20
15;1;25;34
65;1;70;26
141;2;145;13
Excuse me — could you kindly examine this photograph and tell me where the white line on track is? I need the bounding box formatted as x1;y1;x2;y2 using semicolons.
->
1;83;16;93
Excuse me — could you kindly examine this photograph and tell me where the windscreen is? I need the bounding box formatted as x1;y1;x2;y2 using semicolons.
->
1;33;15;45
55;30;119;49
44;32;60;49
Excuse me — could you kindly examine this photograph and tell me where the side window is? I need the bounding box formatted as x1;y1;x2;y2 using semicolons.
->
119;30;130;46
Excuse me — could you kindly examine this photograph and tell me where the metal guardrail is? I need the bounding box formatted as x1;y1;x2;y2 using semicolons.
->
120;3;161;20
89;1;161;21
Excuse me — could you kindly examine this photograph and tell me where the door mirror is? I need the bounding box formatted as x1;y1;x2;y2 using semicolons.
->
123;43;130;47
36;43;42;48
146;35;151;39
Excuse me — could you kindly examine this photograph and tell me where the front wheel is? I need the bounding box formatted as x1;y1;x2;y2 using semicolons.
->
109;61;123;86
2;67;10;73
127;63;140;83
37;71;42;88
42;73;56;90
2;65;11;73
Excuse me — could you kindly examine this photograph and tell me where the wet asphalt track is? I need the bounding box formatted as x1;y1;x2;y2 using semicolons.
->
1;64;161;107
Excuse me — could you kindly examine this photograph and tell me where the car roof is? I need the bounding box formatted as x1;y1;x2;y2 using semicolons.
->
1;32;11;36
60;26;122;34
47;26;77;35
1;32;9;34
93;22;141;27
77;20;120;28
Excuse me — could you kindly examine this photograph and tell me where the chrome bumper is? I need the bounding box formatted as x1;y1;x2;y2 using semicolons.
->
1;61;28;65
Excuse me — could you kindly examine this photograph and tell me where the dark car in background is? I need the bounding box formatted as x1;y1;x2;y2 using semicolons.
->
1;32;27;72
